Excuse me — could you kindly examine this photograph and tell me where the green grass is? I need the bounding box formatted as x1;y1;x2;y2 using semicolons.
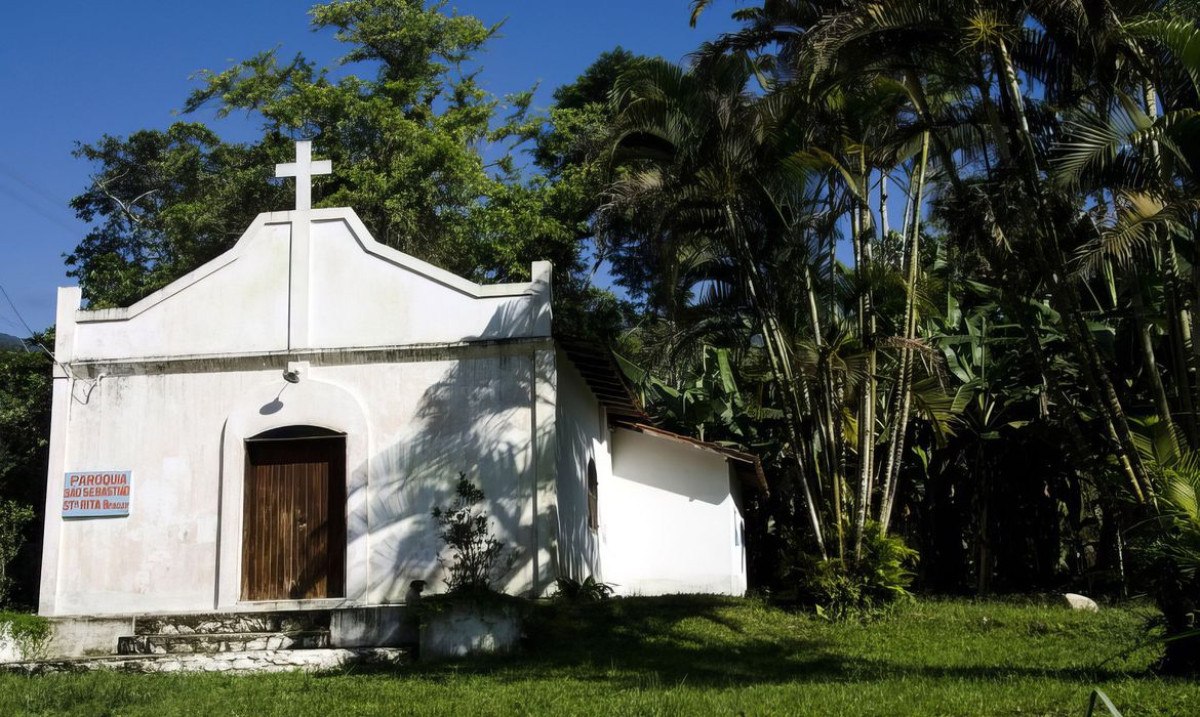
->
2;597;1196;716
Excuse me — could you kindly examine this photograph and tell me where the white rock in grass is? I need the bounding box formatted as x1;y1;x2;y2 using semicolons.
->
1062;593;1099;612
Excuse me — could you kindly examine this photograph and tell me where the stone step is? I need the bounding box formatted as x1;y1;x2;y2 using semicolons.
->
2;647;410;675
117;630;330;655
133;610;330;636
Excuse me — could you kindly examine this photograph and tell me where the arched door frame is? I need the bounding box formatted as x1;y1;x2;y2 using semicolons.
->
217;371;370;610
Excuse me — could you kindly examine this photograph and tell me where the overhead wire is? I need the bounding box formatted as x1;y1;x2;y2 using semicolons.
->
0;282;88;388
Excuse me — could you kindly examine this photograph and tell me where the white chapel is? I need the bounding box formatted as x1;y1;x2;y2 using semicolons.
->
38;142;761;618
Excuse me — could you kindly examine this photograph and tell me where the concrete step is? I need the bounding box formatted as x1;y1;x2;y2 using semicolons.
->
2;647;410;675
117;630;330;655
133;610;330;636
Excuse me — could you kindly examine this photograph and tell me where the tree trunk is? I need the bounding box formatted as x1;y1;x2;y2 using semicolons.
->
994;36;1153;504
879;132;930;534
853;154;878;560
725;204;828;559
1143;81;1199;447
904;66;1101;490
1132;268;1180;452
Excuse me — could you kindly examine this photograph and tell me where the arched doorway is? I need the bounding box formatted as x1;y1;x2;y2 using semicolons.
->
241;425;347;600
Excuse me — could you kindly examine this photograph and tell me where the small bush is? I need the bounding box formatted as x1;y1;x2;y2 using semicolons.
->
553;576;614;603
1126;417;1200;674
431;474;507;594
793;524;918;620
0;612;50;659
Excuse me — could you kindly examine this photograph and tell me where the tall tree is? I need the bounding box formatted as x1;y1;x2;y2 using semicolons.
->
69;0;584;315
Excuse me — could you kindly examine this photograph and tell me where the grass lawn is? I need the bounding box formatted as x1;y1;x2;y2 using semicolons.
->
2;596;1196;716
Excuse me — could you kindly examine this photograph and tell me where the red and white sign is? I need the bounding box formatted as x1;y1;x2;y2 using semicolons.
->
62;471;132;518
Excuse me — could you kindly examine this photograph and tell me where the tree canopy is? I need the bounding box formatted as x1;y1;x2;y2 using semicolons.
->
67;0;592;316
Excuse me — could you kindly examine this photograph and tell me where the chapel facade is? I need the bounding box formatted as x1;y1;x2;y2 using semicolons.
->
37;142;757;618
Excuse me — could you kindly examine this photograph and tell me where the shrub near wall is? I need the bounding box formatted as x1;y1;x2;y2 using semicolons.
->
0;613;50;663
421;475;523;659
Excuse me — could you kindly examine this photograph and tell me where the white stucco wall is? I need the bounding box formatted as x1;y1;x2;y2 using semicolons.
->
68;209;551;363
552;352;609;583
69;218;292;361
307;217;542;346
600;428;747;597
40;346;551;617
39;202;748;616
39;207;556;617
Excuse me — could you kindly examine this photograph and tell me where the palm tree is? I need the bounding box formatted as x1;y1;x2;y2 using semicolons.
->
683;0;1200;664
602;53;833;556
602;40;955;568
695;0;1173;500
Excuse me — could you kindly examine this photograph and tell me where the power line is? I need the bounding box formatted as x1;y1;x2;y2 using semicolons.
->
0;282;57;363
0;283;37;338
0;283;101;398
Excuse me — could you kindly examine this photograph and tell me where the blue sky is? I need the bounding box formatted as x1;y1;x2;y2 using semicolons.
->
0;0;742;333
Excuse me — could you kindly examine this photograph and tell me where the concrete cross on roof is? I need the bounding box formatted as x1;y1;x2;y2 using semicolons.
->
275;140;332;212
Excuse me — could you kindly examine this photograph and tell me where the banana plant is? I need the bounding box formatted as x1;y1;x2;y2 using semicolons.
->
615;344;783;446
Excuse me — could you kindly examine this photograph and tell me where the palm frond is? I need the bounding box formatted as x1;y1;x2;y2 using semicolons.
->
1127;17;1200;97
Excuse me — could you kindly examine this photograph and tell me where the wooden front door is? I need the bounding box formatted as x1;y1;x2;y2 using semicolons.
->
241;435;346;601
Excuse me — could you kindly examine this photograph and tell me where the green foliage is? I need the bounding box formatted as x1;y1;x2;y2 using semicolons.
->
524;47;647;342
0;333;52;607
552;576;614;603
0;502;34;608
67;124;279;308
430;474;506;594
793;525;918;620
0;611;50;659
617;344;781;444
0;333;52;494
1128;417;1200;673
597;0;1200;614
1132;418;1200;575
69;0;586;314
532;47;642;173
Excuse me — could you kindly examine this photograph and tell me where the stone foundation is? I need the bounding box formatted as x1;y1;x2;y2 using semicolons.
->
5;647;410;675
3;606;421;674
